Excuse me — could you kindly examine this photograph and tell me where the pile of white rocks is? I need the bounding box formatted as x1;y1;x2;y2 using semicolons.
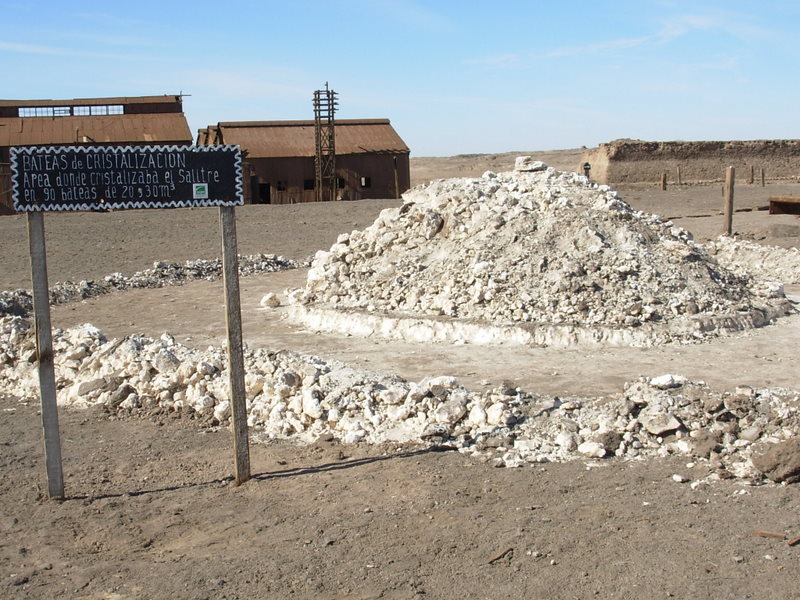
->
0;254;303;318
704;236;800;285
295;159;792;346
2;316;798;483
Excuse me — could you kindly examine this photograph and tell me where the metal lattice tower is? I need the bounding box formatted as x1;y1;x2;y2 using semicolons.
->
313;83;338;202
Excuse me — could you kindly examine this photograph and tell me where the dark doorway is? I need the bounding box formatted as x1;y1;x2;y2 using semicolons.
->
258;183;271;204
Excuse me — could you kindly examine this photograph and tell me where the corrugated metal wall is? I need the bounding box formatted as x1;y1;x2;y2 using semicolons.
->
245;153;410;205
0;147;11;215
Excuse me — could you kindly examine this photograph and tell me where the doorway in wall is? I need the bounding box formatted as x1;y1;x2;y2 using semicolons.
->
258;183;271;204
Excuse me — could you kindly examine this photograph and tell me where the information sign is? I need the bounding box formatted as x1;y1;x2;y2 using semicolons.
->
11;144;243;212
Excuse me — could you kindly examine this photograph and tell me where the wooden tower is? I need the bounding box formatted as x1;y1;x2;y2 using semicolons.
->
313;83;338;202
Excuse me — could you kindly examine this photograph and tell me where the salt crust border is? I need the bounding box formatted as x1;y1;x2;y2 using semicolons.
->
287;302;793;349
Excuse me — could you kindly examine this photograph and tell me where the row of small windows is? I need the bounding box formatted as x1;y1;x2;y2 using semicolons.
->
18;105;124;118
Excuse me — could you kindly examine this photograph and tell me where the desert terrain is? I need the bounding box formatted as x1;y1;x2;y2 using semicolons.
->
2;152;800;599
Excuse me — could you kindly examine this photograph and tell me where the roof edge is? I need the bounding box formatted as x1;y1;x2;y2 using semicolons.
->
0;95;183;108
215;119;391;128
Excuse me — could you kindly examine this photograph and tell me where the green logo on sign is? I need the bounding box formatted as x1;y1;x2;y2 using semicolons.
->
193;183;208;199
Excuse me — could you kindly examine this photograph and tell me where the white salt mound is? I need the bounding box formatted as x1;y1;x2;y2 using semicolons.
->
296;161;791;345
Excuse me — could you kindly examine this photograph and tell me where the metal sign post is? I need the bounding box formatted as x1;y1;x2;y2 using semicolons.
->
11;144;250;496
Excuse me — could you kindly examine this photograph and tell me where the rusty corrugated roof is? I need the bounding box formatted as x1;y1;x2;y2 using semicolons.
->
204;119;409;158
195;125;221;146
0;113;193;146
0;95;182;108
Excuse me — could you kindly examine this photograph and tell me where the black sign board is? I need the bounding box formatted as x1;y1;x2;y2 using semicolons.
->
11;145;243;212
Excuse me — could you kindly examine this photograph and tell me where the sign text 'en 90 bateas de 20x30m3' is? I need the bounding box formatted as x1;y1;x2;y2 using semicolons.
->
11;144;244;212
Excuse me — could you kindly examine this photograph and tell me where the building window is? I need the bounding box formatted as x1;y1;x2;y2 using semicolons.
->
303;179;315;190
18;104;124;117
360;176;371;188
19;107;55;117
276;181;287;191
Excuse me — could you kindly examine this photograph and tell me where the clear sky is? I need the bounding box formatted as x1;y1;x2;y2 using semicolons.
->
3;0;799;156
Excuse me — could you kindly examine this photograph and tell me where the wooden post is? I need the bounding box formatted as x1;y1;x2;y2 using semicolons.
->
749;165;754;184
661;172;667;191
676;166;682;186
27;211;65;500
723;166;735;235
761;168;765;187
219;206;250;485
393;156;400;200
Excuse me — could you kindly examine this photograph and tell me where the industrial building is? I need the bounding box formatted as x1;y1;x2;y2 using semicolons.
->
197;119;410;204
0;95;193;214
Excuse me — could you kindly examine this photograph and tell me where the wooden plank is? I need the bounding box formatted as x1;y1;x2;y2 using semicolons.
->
27;211;65;500
751;530;786;540
770;201;800;215
768;196;800;204
219;206;251;485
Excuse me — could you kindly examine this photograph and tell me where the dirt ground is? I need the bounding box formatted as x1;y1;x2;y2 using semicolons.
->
2;157;800;599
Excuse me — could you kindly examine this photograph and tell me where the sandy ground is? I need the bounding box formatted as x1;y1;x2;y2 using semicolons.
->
2;158;800;599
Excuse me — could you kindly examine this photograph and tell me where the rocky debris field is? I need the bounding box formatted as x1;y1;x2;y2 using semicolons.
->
297;159;793;346
0;254;303;318
1;161;800;483
704;235;800;285
2;315;799;486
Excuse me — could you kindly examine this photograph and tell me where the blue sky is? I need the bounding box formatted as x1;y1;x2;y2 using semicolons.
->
2;0;799;156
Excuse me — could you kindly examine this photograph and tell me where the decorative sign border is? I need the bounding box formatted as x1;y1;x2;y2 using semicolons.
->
11;144;244;212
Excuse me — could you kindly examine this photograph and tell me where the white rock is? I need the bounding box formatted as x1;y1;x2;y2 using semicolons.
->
344;429;366;443
302;388;324;419
639;406;682;435
74;378;106;397
577;441;606;458
514;156;548;172
555;432;579;451
467;404;487;427
432;398;467;424
214;400;231;422
486;402;507;426
260;293;281;309
649;374;688;389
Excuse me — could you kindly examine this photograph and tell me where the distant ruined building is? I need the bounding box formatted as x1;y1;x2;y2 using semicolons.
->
197;119;410;205
581;139;800;185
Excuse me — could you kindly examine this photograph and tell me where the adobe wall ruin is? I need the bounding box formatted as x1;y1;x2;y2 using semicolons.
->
581;139;800;185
